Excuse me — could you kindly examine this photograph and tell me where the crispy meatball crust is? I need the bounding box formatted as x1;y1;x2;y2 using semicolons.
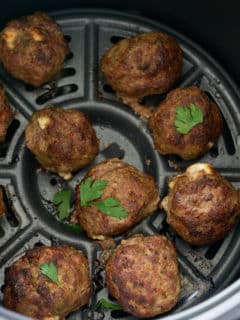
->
3;245;91;320
75;158;160;239
161;163;240;245
0;11;69;87
101;32;182;118
0;187;6;216
148;86;223;160
106;234;180;318
25;106;99;180
0;84;14;142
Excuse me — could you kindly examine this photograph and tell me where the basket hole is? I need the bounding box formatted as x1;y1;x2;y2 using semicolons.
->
110;36;125;44
102;143;124;159
103;84;115;94
108;294;116;301
0;225;5;238
208;144;219;158
58;67;76;79
50;178;58;186
65;51;74;61
138;93;166;107
36;84;78;105
1;283;6;293
111;310;129;319
107;294;128;319
25;84;35;92
193;78;201;87
64;35;72;43
222;117;236;155
2;187;19;227
34;241;44;247
0;119;20;158
205;239;224;260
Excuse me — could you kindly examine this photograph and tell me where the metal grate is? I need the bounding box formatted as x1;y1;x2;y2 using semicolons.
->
0;9;240;320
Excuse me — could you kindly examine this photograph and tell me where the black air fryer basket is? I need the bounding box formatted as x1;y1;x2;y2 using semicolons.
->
0;7;240;320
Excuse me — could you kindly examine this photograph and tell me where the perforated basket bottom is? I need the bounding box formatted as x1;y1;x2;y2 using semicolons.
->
0;9;240;320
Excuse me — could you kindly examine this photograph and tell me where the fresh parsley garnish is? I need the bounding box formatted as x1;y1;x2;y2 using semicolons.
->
53;189;72;220
174;103;203;134
66;223;83;233
95;298;123;310
80;177;128;219
94;197;128;218
80;177;108;206
40;262;60;285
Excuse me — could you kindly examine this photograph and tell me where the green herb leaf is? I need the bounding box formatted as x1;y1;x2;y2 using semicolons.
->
174;103;203;134
80;177;108;206
40;262;60;285
95;298;123;311
94;197;128;219
66;223;83;233
53;189;72;220
80;177;128;219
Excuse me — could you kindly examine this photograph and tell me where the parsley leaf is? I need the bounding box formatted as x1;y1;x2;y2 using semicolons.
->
95;298;123;310
66;223;83;233
80;177;128;219
53;189;72;220
174;103;203;134
94;197;128;219
40;262;60;285
80;177;108;206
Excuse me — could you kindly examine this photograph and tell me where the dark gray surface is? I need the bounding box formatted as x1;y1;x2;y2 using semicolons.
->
0;8;240;320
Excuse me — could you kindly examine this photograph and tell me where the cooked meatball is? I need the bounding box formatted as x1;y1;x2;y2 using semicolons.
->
148;87;223;160
106;234;180;318
161;163;240;245
75;158;160;239
101;32;182;118
25;106;99;180
0;186;6;216
0;11;69;87
3;245;91;320
0;83;14;142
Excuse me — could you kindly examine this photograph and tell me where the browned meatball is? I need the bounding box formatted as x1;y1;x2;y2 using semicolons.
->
3;245;91;320
0;12;69;87
106;234;180;318
25;106;99;180
0;187;6;216
75;158;160;239
161;163;240;245
0;84;14;142
101;32;182;118
148;87;223;160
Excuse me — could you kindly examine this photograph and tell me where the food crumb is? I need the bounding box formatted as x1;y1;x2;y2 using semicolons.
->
145;158;151;167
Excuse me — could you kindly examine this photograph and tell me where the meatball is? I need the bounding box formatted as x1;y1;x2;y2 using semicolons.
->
0;11;69;87
0;83;14;142
106;234;180;318
101;32;182;118
3;245;91;319
148;87;223;160
75;158;160;239
0;186;6;216
25;106;99;180
161;163;240;245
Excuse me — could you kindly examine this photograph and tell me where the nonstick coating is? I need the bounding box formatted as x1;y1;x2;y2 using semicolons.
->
0;9;240;320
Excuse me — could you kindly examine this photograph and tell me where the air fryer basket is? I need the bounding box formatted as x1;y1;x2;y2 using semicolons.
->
0;9;240;320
